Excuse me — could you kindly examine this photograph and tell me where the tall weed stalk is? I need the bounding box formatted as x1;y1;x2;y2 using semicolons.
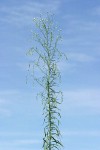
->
27;14;66;150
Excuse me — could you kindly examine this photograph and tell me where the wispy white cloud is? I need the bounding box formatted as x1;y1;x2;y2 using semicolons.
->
0;96;12;117
0;132;41;147
0;139;41;146
92;6;100;16
13;139;41;145
16;62;28;71
0;89;42;118
57;51;96;74
62;130;100;137
0;131;42;137
0;108;11;117
62;13;100;49
0;90;19;117
62;88;100;114
0;90;19;96
67;52;96;62
0;0;61;27
63;13;100;32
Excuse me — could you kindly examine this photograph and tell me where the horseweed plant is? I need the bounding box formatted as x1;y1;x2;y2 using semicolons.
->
27;14;66;150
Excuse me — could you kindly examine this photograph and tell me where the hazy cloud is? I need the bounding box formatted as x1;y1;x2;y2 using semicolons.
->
67;52;96;62
62;130;100;137
0;0;61;27
62;88;100;114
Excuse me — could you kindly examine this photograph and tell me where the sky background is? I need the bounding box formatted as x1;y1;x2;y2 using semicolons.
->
0;0;100;150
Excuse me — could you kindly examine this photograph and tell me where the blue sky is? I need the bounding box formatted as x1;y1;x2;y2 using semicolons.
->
0;0;100;150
